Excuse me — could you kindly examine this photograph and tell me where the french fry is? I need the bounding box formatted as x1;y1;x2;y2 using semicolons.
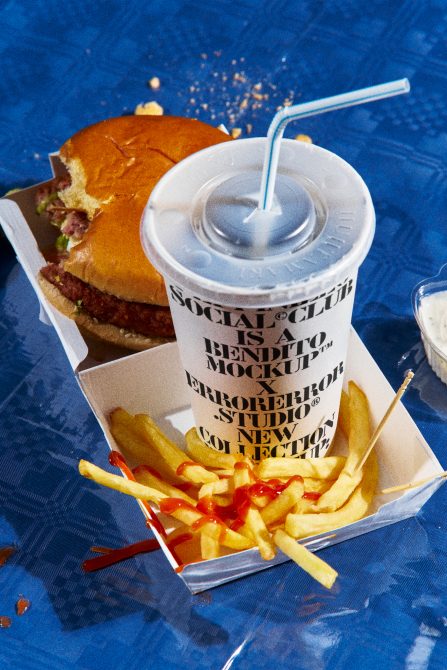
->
285;450;378;539
198;479;231;499
159;499;254;551
197;521;221;559
185;428;241;469
292;496;318;514
302;478;335;494
315;382;370;513
210;469;235;477
247;490;272;508
231;462;275;559
86;378;384;587
233;462;254;488
261;479;304;526
244;506;276;560
133;414;218;484
133;465;197;506
110;409;184;485
273;529;338;589
256;456;346;481
79;459;167;506
338;389;350;437
211;495;234;507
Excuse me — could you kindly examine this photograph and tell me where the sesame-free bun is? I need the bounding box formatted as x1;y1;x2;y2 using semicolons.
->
59;116;231;305
38;274;173;351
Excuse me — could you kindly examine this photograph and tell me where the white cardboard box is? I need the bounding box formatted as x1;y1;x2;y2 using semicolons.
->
1;178;444;593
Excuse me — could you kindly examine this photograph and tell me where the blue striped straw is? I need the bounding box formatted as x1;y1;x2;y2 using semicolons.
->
258;78;410;211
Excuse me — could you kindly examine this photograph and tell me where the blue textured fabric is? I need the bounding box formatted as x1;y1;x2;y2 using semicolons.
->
1;1;447;668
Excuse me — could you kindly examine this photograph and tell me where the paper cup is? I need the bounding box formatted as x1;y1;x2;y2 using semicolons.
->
141;139;375;461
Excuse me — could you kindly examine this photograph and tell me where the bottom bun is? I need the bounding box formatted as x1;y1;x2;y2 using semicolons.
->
38;274;174;352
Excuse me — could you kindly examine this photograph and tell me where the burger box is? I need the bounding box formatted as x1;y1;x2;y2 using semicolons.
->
0;163;445;593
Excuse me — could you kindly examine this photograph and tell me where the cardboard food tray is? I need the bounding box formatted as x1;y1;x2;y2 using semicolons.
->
0;173;445;593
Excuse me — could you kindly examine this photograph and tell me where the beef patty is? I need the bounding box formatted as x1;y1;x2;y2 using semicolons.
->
41;263;174;338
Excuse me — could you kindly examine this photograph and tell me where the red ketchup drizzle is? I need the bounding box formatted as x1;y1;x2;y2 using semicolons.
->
234;461;251;471
176;461;197;477
230;517;245;532
167;533;193;550
175;559;205;574
0;616;11;628
232;485;252;521
158;499;205;562
159;497;197;515
82;539;160;573
248;481;278;502
302;491;322;501
196;496;236;523
15;597;30;616
108;451;166;537
0;546;15;567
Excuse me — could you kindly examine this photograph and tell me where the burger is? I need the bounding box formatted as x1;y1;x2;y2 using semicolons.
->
36;116;231;350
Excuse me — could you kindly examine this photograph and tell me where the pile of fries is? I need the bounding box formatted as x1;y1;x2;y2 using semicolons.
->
79;381;378;589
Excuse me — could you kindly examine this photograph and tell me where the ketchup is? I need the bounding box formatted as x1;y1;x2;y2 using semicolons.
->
16;597;30;616
196;496;236;523
167;533;193;551
302;491;322;501
232;485;252;521
108;451;166;537
0;546;15;567
82;539;160;573
159;498;197;516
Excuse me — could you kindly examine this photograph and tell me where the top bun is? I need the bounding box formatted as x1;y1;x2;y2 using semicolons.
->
59;116;231;305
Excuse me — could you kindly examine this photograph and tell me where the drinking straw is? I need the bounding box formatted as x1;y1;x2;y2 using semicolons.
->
258;78;410;211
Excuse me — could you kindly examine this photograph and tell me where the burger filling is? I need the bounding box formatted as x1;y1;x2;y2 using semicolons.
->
41;263;175;338
36;176;89;251
36;177;174;340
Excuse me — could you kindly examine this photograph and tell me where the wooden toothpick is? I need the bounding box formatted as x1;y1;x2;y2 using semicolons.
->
353;370;415;474
381;470;447;495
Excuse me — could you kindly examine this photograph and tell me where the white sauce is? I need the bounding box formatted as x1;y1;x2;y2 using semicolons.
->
419;291;447;355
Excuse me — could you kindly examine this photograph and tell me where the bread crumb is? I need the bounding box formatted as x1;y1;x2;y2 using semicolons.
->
231;127;242;139
135;101;164;116
239;97;249;110
295;134;312;143
148;77;160;90
246;123;253;134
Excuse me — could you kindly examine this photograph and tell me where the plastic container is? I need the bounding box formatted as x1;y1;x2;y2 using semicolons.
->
413;264;447;385
141;138;375;461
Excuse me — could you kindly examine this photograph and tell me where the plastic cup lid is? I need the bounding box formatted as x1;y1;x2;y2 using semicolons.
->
141;138;375;307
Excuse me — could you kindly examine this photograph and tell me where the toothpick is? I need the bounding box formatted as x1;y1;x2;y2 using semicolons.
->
353;370;414;474
381;470;447;495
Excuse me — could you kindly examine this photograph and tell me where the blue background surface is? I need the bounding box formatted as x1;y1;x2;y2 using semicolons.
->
1;0;447;668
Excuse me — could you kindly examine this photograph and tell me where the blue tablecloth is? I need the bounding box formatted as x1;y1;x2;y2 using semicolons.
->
2;1;447;668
